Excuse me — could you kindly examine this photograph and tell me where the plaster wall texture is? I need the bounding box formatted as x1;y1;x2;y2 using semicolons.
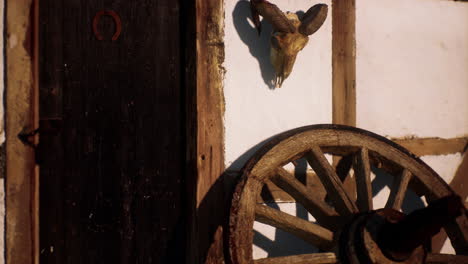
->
224;0;333;171
356;0;468;139
224;0;467;259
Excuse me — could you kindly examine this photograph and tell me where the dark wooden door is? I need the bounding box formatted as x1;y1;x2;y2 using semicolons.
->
39;1;187;263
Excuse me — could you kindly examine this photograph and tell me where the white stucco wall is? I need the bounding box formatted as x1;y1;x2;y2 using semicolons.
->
224;0;333;171
356;0;468;138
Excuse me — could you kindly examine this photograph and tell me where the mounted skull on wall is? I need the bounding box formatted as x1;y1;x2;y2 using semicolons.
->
250;0;328;88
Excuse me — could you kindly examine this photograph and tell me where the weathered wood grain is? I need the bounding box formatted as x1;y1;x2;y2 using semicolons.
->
306;146;358;216
230;178;263;264
254;252;338;264
195;0;225;207
6;1;38;264
332;0;356;126
271;167;340;229
255;204;334;250
194;0;226;263
426;253;468;264
258;170;328;203
392;137;467;157
385;169;412;210
229;125;466;264
354;147;373;211
40;1;187;263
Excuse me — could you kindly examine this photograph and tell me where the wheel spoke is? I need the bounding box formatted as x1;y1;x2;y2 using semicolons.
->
353;147;373;211
306;146;358;216
254;252;338;264
255;204;334;250
444;213;468;255
271;167;341;229
426;253;468;264
385;169;412;210
336;154;356;201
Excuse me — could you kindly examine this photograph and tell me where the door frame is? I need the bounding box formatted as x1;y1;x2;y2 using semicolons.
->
5;0;39;264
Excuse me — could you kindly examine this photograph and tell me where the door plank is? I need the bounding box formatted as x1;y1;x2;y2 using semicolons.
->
39;1;186;263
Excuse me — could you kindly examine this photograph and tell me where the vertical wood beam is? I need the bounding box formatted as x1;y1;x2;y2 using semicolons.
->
331;0;356;196
332;0;356;126
192;0;225;263
196;0;225;206
6;0;38;264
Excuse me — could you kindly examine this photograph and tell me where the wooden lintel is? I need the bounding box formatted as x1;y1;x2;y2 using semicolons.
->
332;0;356;126
392;137;468;157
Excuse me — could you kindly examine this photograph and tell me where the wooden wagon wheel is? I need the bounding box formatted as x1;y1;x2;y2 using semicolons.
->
229;125;468;264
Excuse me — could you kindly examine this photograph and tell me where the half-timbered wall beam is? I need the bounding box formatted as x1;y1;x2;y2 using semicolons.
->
5;0;39;264
392;137;467;157
332;0;356;126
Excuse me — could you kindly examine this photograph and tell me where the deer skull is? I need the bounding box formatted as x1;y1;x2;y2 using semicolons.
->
250;1;328;88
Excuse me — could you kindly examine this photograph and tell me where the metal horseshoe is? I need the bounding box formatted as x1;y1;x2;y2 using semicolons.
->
93;10;122;41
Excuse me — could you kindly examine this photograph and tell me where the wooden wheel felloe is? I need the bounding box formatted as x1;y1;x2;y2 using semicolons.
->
228;125;468;264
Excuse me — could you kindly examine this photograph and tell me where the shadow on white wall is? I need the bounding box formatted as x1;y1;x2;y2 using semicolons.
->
232;1;276;89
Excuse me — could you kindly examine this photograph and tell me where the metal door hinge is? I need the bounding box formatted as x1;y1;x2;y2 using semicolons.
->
18;128;39;148
17;119;62;164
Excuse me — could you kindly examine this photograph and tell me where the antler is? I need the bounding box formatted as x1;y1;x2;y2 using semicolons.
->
250;0;295;35
299;4;328;36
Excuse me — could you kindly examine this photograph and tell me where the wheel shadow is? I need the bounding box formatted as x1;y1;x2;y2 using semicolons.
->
371;167;425;213
253;158;320;258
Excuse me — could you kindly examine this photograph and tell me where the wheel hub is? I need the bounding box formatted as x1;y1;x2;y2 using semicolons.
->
340;195;464;264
